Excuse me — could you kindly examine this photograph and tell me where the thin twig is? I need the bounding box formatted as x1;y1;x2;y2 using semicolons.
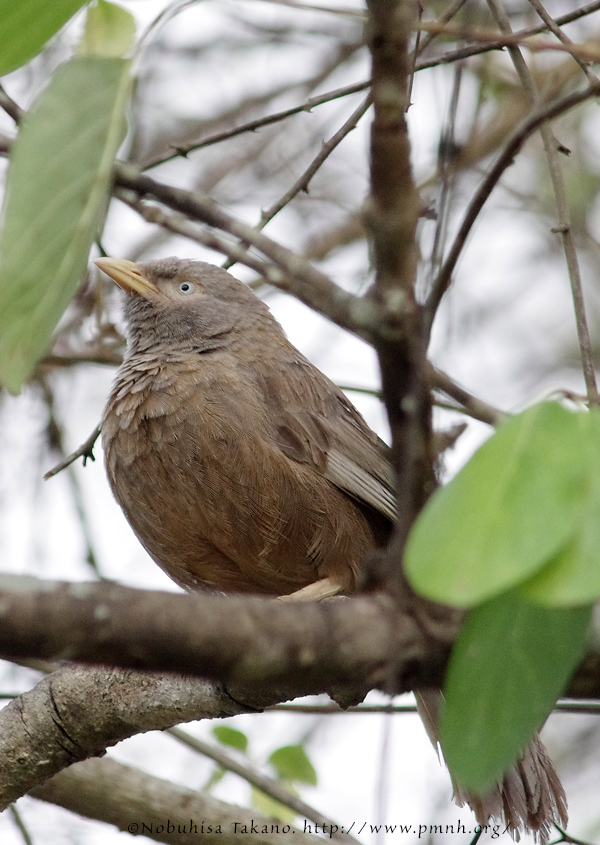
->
269;699;600;714
139;5;600;171
260;94;371;231
9;804;34;845
415;0;470;63
41;349;124;368
425;59;464;295
415;2;600;71
168;727;360;845
115;190;277;277
0;84;23;123
237;0;365;19
115;163;383;340
336;383;381;398
419;21;600;64
224;93;372;270
43;425;101;481
551;826;596;845
39;381;103;578
486;0;598;403
528;0;599;85
428;364;505;426
142;80;370;170
425;83;600;332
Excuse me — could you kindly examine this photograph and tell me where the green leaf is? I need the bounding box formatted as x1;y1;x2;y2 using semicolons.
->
251;785;296;824
79;0;136;58
0;55;132;392
441;591;591;792
268;745;317;786
0;0;87;76
211;726;249;753
405;403;589;606
520;411;600;605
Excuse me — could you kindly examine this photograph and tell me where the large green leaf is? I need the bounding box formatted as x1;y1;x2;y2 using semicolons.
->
0;55;132;392
520;470;600;605
405;403;590;606
440;591;591;792
0;0;87;76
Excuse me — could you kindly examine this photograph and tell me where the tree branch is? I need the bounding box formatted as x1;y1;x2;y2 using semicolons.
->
0;580;596;812
30;757;325;845
114;164;384;341
425;82;600;332
363;0;432;591
168;727;357;845
0;576;457;690
486;0;598;404
0;663;246;809
142;80;371;170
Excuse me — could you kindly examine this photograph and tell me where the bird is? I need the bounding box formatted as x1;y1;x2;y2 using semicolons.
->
97;255;567;843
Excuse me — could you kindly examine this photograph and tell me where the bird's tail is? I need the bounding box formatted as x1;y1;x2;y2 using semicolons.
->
415;690;567;844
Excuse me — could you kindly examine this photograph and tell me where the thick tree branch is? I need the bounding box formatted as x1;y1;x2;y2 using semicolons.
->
0;576;457;690
363;0;432;591
0;580;596;812
0;663;245;809
30;757;325;845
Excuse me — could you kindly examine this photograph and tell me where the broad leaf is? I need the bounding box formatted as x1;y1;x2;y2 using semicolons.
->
0;55;132;392
520;410;600;605
212;725;249;752
405;403;588;606
440;591;591;792
0;0;87;76
79;0;136;58
269;745;317;786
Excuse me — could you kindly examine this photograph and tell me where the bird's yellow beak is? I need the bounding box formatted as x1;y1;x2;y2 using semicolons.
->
95;258;159;297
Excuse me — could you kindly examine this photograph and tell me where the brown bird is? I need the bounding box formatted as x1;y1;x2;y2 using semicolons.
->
97;255;567;842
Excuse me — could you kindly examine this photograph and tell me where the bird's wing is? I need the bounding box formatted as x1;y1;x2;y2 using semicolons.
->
254;356;396;523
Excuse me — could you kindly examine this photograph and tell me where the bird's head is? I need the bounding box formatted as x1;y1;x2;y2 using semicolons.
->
95;256;278;354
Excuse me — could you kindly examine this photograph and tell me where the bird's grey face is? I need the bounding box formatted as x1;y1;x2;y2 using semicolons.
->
94;256;278;353
94;257;209;304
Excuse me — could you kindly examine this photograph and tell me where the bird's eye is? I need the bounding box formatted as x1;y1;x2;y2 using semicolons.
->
178;281;195;295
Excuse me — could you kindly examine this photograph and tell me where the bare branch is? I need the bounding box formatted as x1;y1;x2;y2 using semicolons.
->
364;0;432;586
114;163;385;340
428;365;506;426
425;83;600;332
0;83;22;123
418;22;600;65
31;757;324;845
224;93;372;270
415;2;600;71
43;425;101;480
0;663;244;809
0;576;457;690
8;805;33;845
142;81;371;170
486;0;598;403
528;0;600;85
